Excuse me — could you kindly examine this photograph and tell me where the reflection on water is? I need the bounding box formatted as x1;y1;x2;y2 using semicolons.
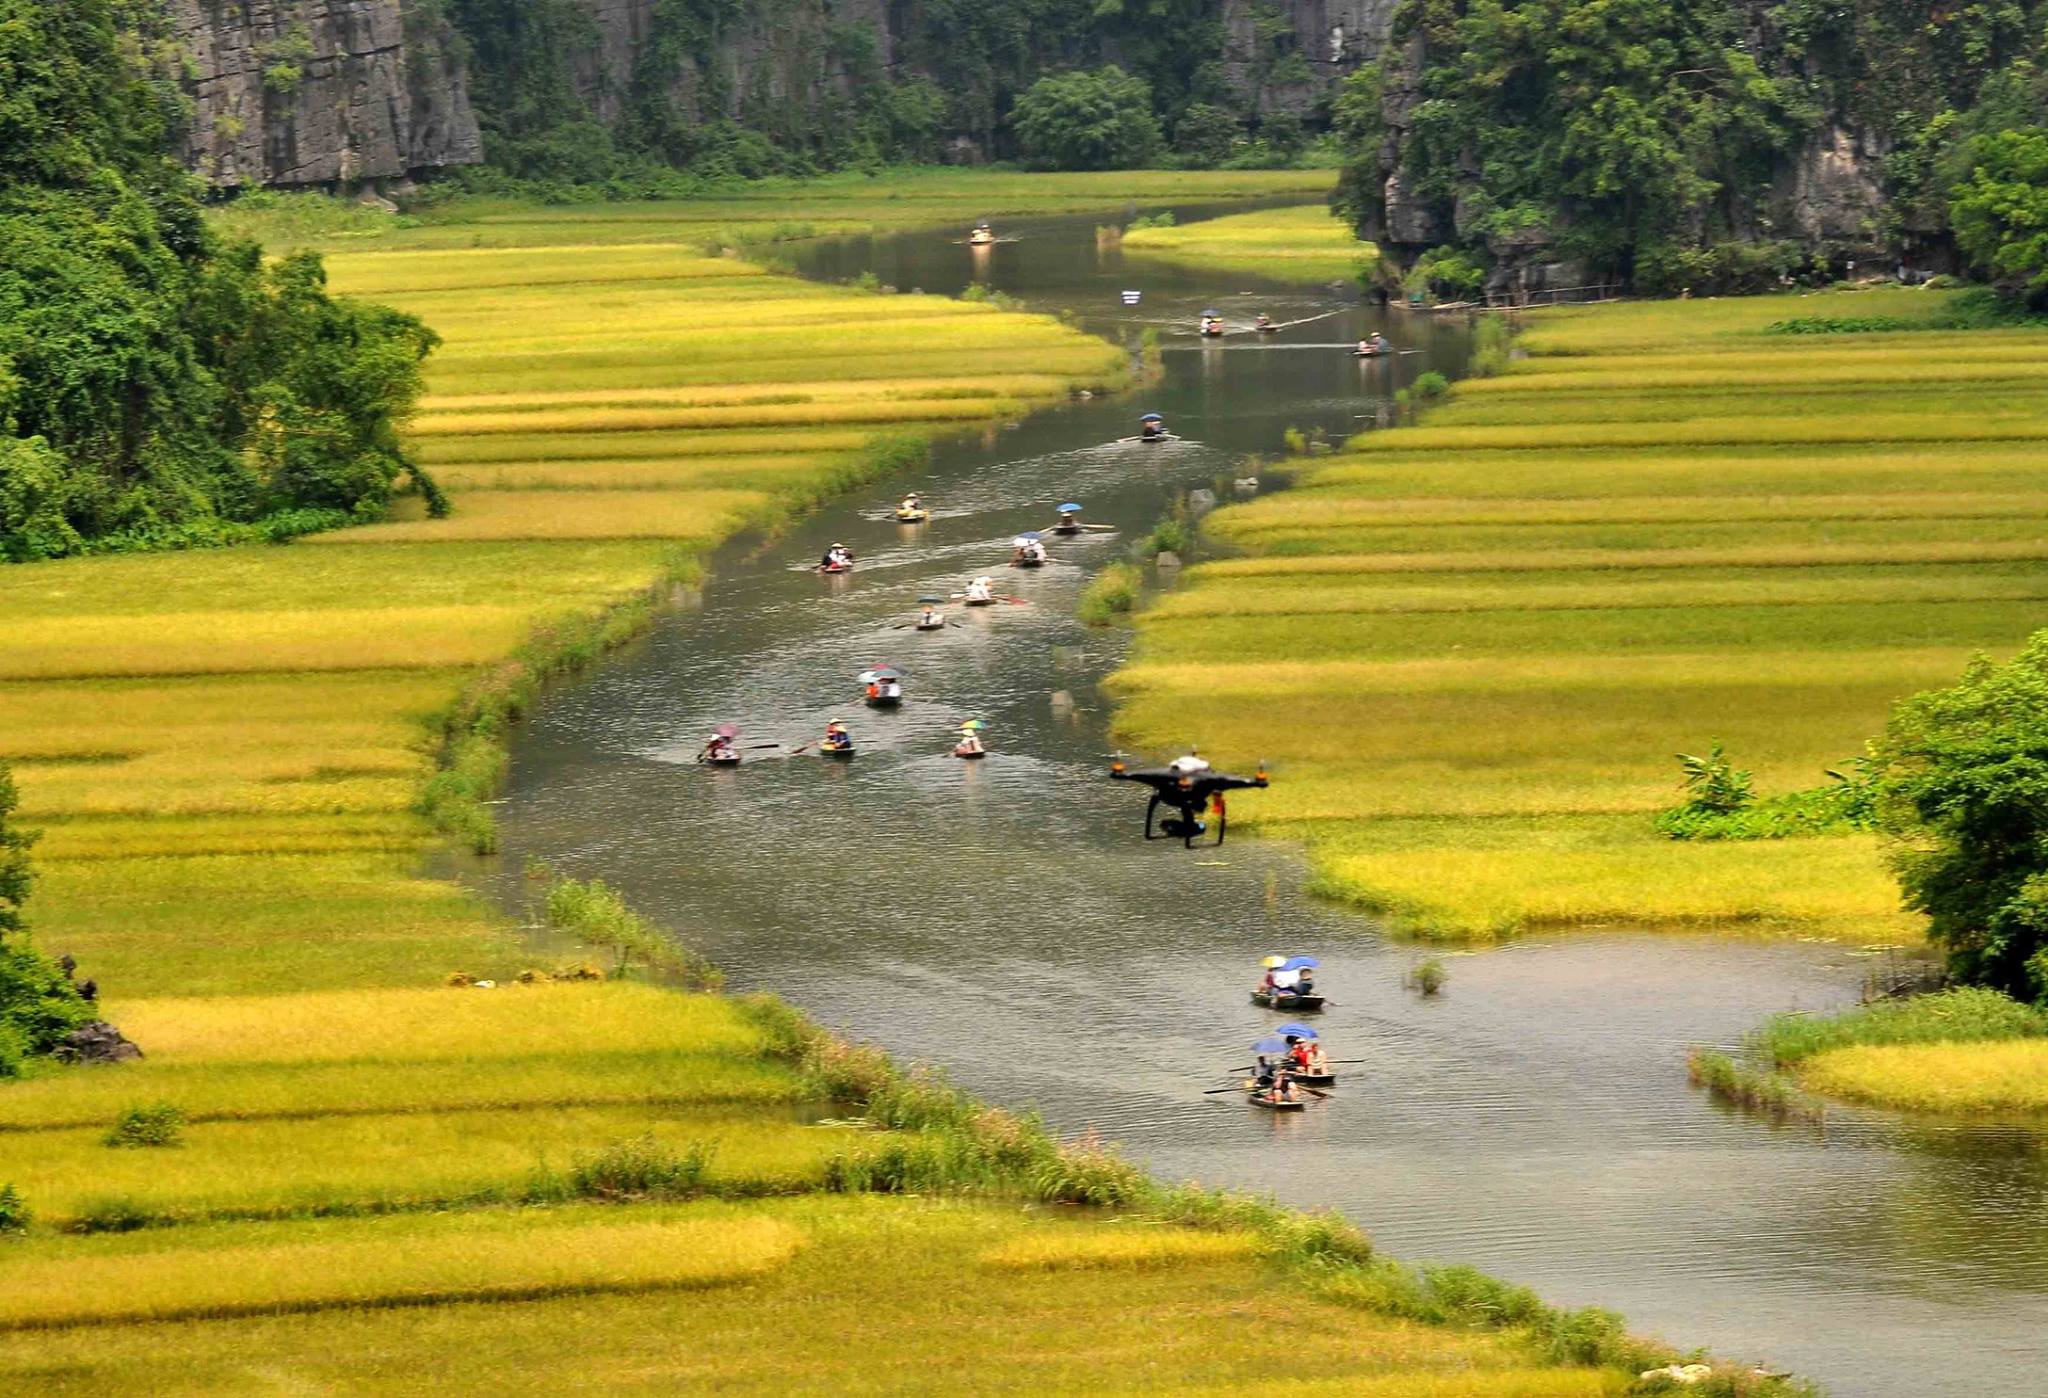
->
480;206;2048;1396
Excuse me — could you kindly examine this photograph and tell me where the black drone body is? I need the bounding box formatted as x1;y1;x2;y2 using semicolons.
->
1110;756;1268;848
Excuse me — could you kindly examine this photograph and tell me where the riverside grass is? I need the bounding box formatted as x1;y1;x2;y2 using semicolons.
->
1111;286;2048;941
0;175;1684;1393
1120;202;1377;281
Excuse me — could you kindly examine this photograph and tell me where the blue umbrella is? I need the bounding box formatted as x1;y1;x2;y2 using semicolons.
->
1252;1036;1291;1056
1139;412;1164;423
1059;502;1082;513
1279;956;1319;972
1016;531;1042;540
917;594;943;603
1273;1022;1319;1040
1201;309;1220;317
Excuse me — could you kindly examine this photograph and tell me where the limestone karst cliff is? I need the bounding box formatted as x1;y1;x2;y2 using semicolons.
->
171;0;480;188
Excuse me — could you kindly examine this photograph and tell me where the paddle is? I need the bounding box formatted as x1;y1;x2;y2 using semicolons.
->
1201;1084;1247;1095
745;742;780;750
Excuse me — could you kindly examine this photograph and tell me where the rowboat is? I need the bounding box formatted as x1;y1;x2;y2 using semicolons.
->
1251;990;1324;1011
894;508;930;523
819;744;855;759
954;746;985;760
1249;1091;1306;1112
699;752;741;767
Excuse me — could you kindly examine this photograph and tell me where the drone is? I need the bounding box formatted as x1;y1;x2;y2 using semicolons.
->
1109;750;1268;848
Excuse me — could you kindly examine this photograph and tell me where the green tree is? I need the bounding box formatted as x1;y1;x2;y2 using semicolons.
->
1174;102;1241;167
1873;634;2048;997
0;0;439;559
0;765;92;1078
1010;66;1163;170
1949;128;2048;301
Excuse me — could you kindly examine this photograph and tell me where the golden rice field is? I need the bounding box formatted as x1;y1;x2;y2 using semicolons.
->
0;176;1650;1391
1111;287;2048;940
0;1197;1615;1396
1120;202;1375;281
1797;1040;2048;1114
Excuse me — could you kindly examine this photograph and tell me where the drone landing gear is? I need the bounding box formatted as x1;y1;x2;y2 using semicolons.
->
1144;795;1226;849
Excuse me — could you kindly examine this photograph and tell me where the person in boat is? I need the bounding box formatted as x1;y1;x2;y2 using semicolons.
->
966;576;995;603
1267;1071;1298;1103
955;721;985;756
821;543;853;570
1357;338;1372;355
918;602;941;627
700;731;737;763
1305;1039;1329;1074
1287;1036;1314;1073
1057;506;1080;530
1295;966;1316;997
1252;1056;1278;1090
821;720;854;752
1371;333;1390;354
898;492;924;518
1013;537;1048;566
1256;312;1274;331
1141;420;1165;440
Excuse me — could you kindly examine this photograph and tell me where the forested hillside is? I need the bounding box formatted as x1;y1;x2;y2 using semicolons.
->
1336;0;2048;295
0;0;438;561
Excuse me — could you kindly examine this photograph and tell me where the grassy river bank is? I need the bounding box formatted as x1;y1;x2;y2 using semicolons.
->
0;174;1740;1392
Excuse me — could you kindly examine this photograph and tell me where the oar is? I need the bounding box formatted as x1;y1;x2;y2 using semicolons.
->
745;742;781;750
1201;1084;1247;1095
1297;1085;1333;1100
788;742;813;755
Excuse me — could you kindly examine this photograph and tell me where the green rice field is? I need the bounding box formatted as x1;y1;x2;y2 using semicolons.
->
1111;288;2048;940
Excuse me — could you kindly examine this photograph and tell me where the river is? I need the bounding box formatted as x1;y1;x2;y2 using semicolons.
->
474;201;2048;1395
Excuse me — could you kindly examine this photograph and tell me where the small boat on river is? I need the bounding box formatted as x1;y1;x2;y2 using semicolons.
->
860;665;904;709
1250;989;1324;1012
1249;1090;1307;1112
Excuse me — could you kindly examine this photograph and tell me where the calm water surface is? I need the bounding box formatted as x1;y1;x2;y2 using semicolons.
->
479;204;2048;1395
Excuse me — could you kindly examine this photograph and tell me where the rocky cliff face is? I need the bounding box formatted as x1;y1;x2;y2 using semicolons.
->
167;0;1395;187
171;0;481;188
1219;0;1400;117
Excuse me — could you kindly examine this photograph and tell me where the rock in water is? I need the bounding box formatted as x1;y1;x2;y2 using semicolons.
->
52;1022;143;1066
1187;488;1216;514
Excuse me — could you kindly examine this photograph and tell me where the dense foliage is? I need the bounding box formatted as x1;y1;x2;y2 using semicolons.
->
1336;0;2048;291
1872;634;2048;999
0;766;92;1079
1011;67;1163;170
0;0;439;562
439;0;1305;185
1949;127;2048;297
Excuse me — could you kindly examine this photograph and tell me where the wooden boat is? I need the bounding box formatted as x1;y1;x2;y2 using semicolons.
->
894;508;930;523
699;752;741;767
915;618;946;631
1011;555;1044;569
819;560;852;574
1050;524;1082;536
1248;1090;1307;1112
1251;989;1325;1011
819;744;856;759
963;596;996;607
1281;1068;1335;1087
953;745;985;760
864;693;901;709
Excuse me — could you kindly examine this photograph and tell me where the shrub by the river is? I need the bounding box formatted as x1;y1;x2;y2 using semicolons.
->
1077;563;1141;625
1750;987;2048;1069
0;1183;27;1236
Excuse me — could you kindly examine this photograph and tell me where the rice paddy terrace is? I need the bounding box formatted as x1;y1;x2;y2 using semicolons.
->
0;175;1660;1394
1113;289;2048;942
